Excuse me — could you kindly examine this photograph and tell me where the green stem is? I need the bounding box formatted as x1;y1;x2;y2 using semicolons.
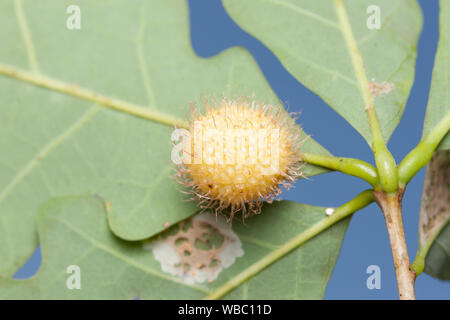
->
205;189;375;300
0;63;188;129
399;111;450;186
301;152;379;187
333;0;398;193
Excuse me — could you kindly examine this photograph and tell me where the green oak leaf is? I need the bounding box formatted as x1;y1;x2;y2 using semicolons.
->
0;0;329;277
223;0;422;145
0;196;350;299
422;0;450;150
417;1;450;280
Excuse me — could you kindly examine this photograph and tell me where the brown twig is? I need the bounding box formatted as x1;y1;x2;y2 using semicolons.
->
374;190;416;300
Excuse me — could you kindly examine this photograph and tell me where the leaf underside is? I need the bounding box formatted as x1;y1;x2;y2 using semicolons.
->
0;196;349;299
223;0;422;145
419;0;450;280
0;0;330;277
422;0;450;149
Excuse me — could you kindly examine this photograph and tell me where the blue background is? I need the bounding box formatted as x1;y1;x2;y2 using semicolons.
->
14;0;449;299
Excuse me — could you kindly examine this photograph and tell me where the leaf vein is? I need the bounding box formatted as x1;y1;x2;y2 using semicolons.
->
136;2;157;108
14;0;39;72
262;0;339;29
0;106;100;205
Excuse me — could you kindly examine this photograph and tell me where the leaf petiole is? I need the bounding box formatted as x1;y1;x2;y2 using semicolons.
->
398;111;450;187
301;152;379;188
333;0;398;193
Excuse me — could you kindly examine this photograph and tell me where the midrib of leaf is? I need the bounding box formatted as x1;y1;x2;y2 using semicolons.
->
230;0;389;144
243;0;390;98
5;1;186;129
0;0;188;208
332;0;374;109
333;0;392;183
257;0;357;87
0;63;188;128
